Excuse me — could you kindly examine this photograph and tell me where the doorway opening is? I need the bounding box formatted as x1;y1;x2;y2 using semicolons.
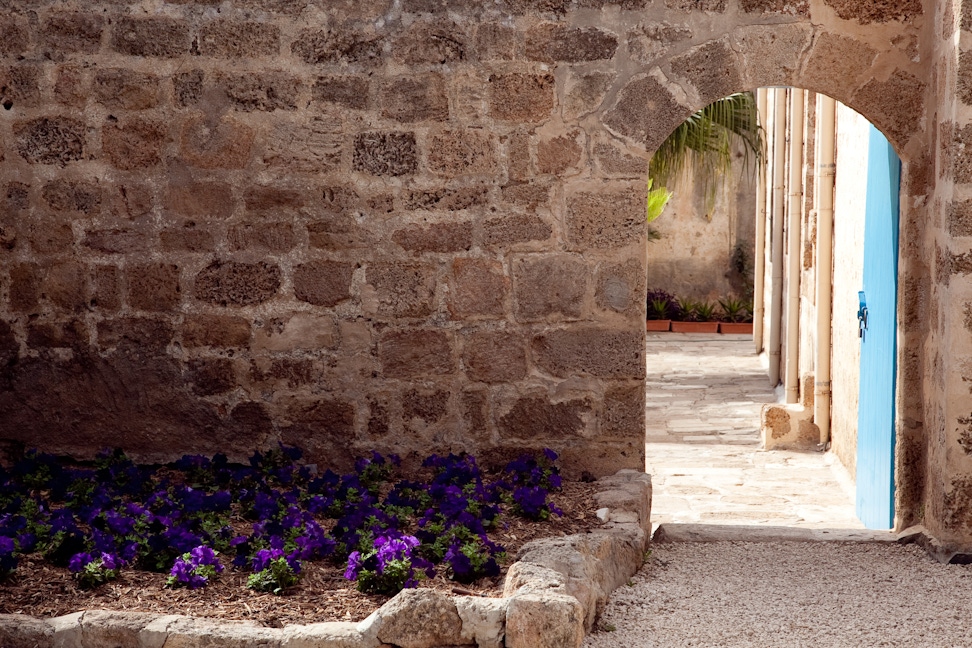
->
645;88;903;531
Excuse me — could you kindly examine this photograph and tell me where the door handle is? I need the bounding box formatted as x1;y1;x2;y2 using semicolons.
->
857;291;868;340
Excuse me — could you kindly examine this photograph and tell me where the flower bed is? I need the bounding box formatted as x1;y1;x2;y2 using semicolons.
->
0;446;601;625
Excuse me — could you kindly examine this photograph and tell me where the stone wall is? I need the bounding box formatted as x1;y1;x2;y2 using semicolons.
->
0;0;943;494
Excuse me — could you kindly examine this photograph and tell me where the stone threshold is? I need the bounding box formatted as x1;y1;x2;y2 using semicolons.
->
0;471;652;648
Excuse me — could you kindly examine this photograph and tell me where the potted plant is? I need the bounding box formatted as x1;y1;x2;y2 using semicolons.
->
646;289;681;332
671;299;720;333
718;295;754;334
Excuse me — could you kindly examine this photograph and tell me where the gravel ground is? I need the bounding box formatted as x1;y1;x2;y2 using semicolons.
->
584;541;972;647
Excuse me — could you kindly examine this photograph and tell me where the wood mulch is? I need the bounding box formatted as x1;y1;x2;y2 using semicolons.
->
0;482;602;627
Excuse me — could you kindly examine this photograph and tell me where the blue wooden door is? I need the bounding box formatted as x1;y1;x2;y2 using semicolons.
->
855;124;900;529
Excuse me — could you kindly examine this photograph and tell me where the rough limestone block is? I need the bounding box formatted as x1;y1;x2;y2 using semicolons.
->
455;596;507;648
505;593;584;648
370;588;464;648
160;617;280;648
80;611;158;648
281;621;378;648
0;613;54;648
503;561;569;597
50;612;82;648
138;615;184;648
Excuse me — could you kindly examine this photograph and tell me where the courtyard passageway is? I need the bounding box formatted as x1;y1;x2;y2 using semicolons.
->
644;333;862;529
580;335;972;647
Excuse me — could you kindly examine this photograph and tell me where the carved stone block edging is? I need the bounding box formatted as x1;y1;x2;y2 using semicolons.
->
0;470;651;648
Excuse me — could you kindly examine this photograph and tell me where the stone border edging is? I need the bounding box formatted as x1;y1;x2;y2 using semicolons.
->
0;470;652;648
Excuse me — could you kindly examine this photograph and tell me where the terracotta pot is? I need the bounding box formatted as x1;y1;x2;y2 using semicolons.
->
671;321;719;333
719;322;754;334
646;320;671;331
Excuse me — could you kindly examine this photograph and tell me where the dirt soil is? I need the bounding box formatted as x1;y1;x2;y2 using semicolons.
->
0;482;601;627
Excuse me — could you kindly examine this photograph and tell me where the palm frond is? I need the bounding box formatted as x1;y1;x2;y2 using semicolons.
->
648;92;763;215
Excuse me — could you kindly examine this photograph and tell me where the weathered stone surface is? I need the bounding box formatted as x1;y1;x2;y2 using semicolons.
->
532;328;645;379
374;588;463;648
525;24;618;63
381;74;449;123
42;179;101;215
449;258;507;318
505;593;585;648
462;330;527;382
313;76;370;110
503;561;569;597
188;357;236;396
264;117;343;172
308;217;375;250
800;33;876;100
180;115;254;169
404;186;488;211
740;0;808;14
566;188;644;249
665;0;725;10
127;264;181;312
512;255;588;322
0;15;29;55
27;320;86;351
292;28;386;67
157;617;281;648
0;613;53;647
161;225;215;253
91;265;121;312
594;142;646;177
476;23;519;61
183;314;251;348
14;118;86;166
193;261;281;306
733;24;812;88
603;382;645;439
93;69;160;110
502;183;551;209
54;65;86;107
174;70;204;107
484;214;553;250
951;200;972;237
110;17;191;57
165;181;234;220
103;117;167;170
281;621;375;648
0;65;41;110
428;129;496;177
393;221;473;255
365;262;436;318
498;395;592;440
537;131;582;175
199;21;281;57
40;13;104;55
596;259;645;314
853;71;925;150
393;19;467;65
489;74;555;123
253;313;338;352
293;261;354;307
80;610;159;648
217;71;300;112
228;222;296;252
604;75;688;152
456;597;507;648
823;0;920;24
354;132;418;176
82;228;145;254
563;71;614;121
379;329;455;378
670;38;741;104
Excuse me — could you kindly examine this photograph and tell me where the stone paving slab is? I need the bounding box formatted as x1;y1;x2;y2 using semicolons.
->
646;333;863;530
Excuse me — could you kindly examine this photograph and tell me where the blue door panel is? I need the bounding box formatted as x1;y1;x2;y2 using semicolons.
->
855;124;900;530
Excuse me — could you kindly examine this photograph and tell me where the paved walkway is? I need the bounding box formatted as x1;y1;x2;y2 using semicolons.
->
645;333;864;529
